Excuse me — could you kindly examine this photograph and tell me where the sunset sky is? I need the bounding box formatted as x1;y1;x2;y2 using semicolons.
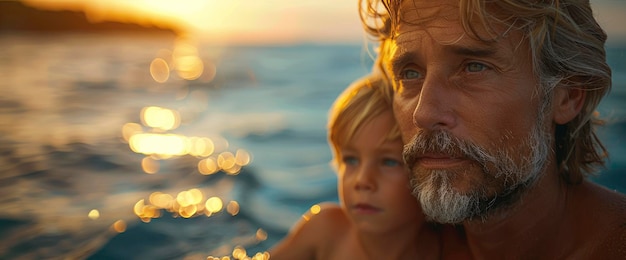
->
22;0;626;45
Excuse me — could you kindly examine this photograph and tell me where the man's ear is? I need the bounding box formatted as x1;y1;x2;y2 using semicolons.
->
553;87;585;125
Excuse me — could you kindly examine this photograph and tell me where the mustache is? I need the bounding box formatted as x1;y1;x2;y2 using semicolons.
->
403;130;495;169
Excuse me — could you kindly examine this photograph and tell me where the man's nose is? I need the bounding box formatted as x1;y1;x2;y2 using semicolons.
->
412;72;457;131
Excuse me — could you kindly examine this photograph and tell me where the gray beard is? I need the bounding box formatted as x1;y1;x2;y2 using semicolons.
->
405;123;550;224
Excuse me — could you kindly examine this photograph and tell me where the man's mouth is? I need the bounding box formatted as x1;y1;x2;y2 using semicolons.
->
416;154;467;169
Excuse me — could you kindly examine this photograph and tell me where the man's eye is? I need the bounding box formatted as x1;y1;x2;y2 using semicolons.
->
466;62;488;72
402;69;421;79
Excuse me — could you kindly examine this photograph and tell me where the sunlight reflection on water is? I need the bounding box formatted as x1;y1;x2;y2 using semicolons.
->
0;33;275;259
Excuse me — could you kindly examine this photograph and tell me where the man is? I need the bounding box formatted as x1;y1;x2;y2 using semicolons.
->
359;0;626;258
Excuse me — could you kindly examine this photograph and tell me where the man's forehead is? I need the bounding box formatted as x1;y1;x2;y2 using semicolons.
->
397;0;458;25
395;0;464;39
394;0;518;46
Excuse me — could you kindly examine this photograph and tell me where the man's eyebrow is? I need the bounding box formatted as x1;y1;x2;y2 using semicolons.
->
447;45;497;57
390;49;420;72
390;43;502;70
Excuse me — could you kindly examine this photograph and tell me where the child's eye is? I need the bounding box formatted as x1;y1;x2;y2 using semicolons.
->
382;158;402;167
342;156;359;166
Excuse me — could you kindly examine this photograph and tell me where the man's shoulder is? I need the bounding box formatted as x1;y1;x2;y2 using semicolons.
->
578;181;626;211
576;181;626;257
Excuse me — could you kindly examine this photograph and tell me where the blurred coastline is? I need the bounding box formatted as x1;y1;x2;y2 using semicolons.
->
0;2;624;260
0;1;181;36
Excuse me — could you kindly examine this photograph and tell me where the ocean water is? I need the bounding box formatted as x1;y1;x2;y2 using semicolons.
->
0;33;624;260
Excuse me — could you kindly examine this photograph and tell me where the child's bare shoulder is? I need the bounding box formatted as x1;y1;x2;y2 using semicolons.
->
268;202;350;260
301;202;349;232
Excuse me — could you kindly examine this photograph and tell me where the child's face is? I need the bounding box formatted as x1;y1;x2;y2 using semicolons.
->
337;110;423;233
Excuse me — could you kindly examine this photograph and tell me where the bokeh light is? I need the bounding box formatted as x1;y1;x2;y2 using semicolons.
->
217;152;235;168
112;220;127;233
255;229;267;242
175;55;204;80
302;204;322;222
112;39;261;259
205;197;223;214
149;192;174;209
121;122;143;142
310;204;321;215
172;41;204;80
141;106;181;131
235;149;251;166
129;133;187;156
188;137;215;157
141;156;160;174
198;157;219;175
222;164;242;175
88;209;100;220
232;246;247;260
226;201;240;216
252;252;270;260
150;57;170;83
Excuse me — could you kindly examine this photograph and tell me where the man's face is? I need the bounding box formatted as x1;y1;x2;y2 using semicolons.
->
388;0;551;223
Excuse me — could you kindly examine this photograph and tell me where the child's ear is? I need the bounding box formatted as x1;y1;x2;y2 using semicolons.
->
553;87;585;125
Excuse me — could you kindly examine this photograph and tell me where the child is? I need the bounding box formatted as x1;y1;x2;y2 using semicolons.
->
268;74;435;259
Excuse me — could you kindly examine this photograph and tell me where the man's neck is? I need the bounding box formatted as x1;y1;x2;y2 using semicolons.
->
461;165;571;258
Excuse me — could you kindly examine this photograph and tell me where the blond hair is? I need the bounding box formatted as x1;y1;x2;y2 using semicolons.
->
328;74;400;168
359;0;611;183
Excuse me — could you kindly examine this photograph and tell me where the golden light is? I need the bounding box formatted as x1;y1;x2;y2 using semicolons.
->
310;204;321;215
175;55;204;80
141;106;181;131
171;199;181;213
251;252;270;260
217;152;236;170
232;246;247;260
198;158;219;175
149;192;174;209
137;204;161;220
129;133;188;156
141;156;160;174
255;229;267;241
133;0;213;17
226;201;240;216
223;164;242;175
179;204;198;218
188;188;204;205
172;40;204;80
150;57;170;83
134;199;146;216
205;197;223;213
121;122;143;142
176;190;194;207
235;149;251;166
188;137;215;157
112;220;127;233
88;209;100;220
